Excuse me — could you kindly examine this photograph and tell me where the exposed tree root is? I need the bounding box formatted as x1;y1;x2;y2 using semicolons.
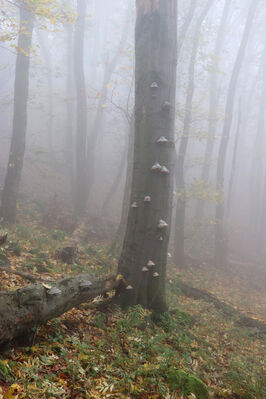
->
178;281;266;332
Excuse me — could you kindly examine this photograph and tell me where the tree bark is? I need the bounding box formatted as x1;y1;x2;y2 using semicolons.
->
0;5;34;223
0;274;122;348
108;117;135;256
195;0;231;221
73;0;88;218
65;22;75;199
117;0;177;313
174;0;214;269
214;0;260;268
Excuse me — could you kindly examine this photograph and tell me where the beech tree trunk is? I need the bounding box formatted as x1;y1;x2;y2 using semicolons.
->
0;5;34;223
65;22;75;199
174;0;214;269
73;0;88;218
0;274;122;348
214;0;259;268
117;0;177;313
195;0;231;220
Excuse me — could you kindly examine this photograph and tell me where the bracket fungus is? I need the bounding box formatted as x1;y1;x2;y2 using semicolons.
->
156;136;169;144
158;219;168;229
147;260;155;267
126;285;134;290
142;266;149;272
159;236;164;241
48;286;62;296
151;162;162;172
144;196;151;202
150;82;159;89
161;166;170;175
79;280;93;290
131;202;138;208
153;272;159;277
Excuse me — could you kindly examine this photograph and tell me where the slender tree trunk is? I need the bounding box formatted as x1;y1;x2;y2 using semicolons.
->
101;126;130;215
117;0;177;313
108;117;134;256
178;0;196;56
38;31;54;156
251;41;266;254
65;22;75;199
0;5;34;223
195;0;231;220
226;97;242;215
174;0;214;268
214;0;260;268
86;4;132;203
73;0;88;218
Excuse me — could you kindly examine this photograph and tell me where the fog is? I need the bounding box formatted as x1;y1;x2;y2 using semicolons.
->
1;0;266;264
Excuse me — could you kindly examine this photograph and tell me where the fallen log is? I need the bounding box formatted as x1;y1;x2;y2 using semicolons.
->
178;281;266;332
0;273;123;348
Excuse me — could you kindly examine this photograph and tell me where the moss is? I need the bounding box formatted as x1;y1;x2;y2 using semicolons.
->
167;369;209;399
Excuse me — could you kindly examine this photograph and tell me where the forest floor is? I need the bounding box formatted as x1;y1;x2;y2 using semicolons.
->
0;222;265;399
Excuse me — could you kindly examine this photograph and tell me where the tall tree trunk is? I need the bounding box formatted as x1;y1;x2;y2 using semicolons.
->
226;97;242;215
0;5;34;223
250;40;266;255
174;0;214;269
108;116;134;256
65;22;75;199
178;0;196;56
195;0;231;220
214;0;259;268
38;31;54;156
73;0;88;218
86;4;132;203
117;0;177;313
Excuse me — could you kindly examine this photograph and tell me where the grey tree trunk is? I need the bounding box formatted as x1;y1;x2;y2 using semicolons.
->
117;0;177;313
226;97;242;215
174;0;214;269
250;40;266;254
65;22;75;199
0;5;34;223
214;0;260;268
86;4;132;203
178;0;196;56
108;117;134;256
38;31;54;156
73;0;88;218
195;0;231;220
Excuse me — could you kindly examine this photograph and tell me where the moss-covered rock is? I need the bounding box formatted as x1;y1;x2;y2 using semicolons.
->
167;369;209;399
